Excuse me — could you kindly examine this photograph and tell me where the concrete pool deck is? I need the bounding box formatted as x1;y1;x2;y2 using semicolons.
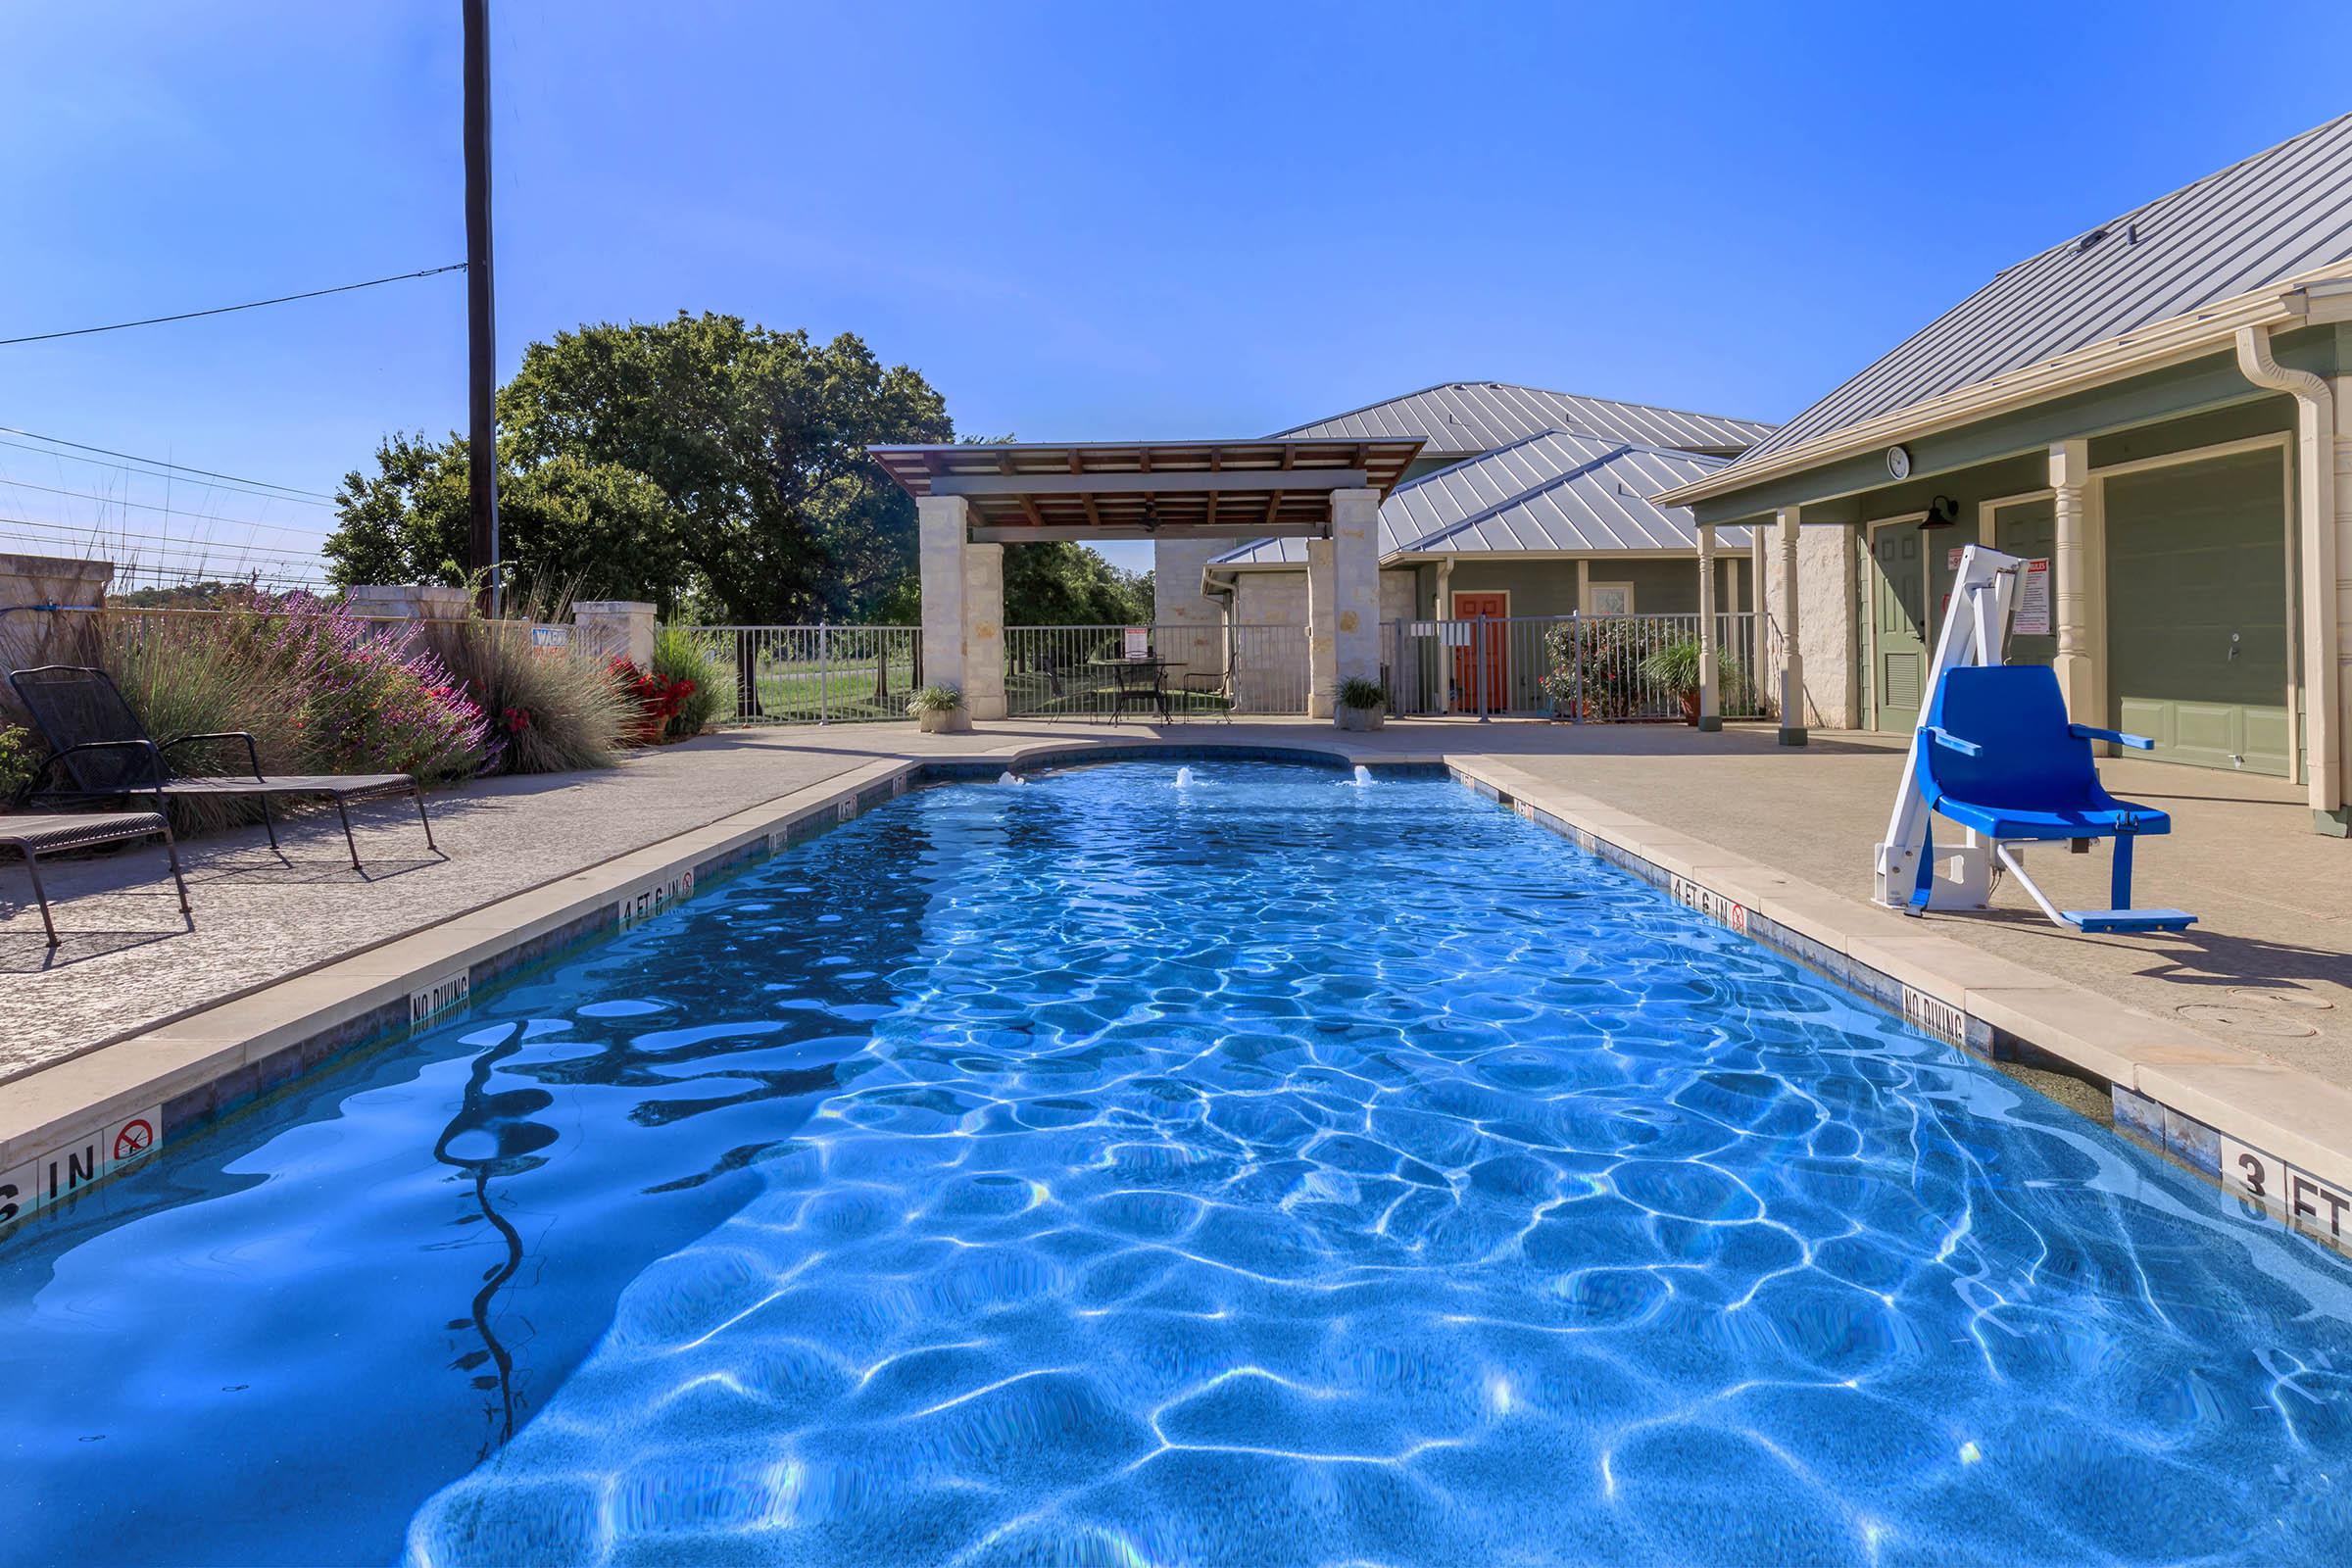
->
5;716;2349;1247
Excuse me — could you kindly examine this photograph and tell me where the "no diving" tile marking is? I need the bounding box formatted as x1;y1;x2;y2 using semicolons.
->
409;969;470;1026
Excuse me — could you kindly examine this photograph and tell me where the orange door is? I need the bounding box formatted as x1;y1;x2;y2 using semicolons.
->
1451;592;1508;712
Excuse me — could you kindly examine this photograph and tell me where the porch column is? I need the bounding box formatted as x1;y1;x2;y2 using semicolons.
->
917;493;974;728
1777;507;1806;745
1696;523;1721;731
1331;488;1382;710
2050;438;2095;721
1305;537;1337;717
962;541;1005;720
1751;526;1769;692
1433;556;1455;713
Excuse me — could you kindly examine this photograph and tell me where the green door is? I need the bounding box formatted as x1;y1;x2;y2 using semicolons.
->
2104;449;2289;775
1871;524;1928;733
1992;498;2057;666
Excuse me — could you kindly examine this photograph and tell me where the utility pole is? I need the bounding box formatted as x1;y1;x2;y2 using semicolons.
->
463;0;500;616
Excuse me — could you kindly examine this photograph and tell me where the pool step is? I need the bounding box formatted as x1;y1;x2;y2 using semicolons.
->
2060;907;2197;934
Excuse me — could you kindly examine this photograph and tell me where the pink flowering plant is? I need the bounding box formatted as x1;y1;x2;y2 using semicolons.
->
257;595;492;785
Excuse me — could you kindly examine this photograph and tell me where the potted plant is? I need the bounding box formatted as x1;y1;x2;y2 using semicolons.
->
1636;637;1737;725
906;683;969;734
1335;675;1386;732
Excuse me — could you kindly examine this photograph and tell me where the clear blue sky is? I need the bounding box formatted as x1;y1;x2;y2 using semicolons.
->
2;1;2347;581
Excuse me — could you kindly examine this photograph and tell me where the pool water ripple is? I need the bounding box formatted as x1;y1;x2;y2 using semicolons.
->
404;763;2352;1567
3;762;2349;1566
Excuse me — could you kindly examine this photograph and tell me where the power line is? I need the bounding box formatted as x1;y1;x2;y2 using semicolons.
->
0;474;336;538
0;514;330;564
0;436;339;508
0;263;469;348
0;424;337;501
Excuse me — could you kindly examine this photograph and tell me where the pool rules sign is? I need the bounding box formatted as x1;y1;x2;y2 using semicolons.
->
0;1105;164;1228
2013;559;2052;636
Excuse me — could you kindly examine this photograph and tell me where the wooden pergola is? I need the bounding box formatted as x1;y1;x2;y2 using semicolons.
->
869;437;1424;542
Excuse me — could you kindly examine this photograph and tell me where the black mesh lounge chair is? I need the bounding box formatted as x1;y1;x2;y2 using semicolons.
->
9;664;440;871
2;810;192;947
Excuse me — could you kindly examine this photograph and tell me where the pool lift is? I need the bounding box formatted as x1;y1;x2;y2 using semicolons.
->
1871;543;2196;935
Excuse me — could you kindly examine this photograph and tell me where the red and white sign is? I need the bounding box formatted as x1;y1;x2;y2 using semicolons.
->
113;1117;156;1162
2014;558;2052;637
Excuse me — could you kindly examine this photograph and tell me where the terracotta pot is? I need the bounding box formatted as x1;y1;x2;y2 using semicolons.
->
1680;689;1701;726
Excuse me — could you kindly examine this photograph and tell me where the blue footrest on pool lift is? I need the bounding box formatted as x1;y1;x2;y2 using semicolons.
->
2060;907;2197;935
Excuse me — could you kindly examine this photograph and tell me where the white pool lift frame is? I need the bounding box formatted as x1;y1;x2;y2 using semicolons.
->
1872;543;2023;914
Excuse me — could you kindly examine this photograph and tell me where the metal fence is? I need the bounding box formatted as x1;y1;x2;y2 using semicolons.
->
670;625;921;725
1003;623;1310;720
666;612;1773;727
1384;612;1769;721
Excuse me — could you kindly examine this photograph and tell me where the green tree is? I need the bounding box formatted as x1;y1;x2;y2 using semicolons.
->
1001;542;1153;624
326;436;688;610
500;314;950;621
325;314;951;621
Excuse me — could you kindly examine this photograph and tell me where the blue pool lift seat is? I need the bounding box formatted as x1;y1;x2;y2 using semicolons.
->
1912;664;2196;934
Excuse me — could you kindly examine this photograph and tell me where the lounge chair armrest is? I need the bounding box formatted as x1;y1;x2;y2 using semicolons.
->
1921;725;1982;758
164;729;266;778
2068;723;2154;750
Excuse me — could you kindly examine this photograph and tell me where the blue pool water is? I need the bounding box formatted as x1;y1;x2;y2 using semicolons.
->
5;760;2351;1566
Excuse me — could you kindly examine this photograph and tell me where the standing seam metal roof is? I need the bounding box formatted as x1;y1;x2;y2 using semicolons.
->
1209;430;1749;566
1273;381;1775;456
1729;113;2352;470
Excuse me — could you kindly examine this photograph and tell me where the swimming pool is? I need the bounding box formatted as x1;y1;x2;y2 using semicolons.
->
4;760;2348;1565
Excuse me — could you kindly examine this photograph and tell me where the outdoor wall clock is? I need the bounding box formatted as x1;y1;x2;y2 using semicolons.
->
1886;444;1913;480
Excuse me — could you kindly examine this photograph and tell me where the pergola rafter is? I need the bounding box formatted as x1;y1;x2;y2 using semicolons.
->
869;437;1422;544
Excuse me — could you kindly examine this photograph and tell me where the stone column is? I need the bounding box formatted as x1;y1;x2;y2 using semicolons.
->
573;600;657;667
0;552;111;670
962;541;1005;720
347;583;472;623
2050;438;2095;722
1305;537;1337;718
917;494;971;722
1777;507;1806;745
1696;523;1721;731
1330;489;1382;714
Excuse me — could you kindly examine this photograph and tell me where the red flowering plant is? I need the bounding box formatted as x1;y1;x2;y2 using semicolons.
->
609;658;697;746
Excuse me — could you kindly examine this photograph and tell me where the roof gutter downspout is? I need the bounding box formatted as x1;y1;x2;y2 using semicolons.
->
2234;322;2342;825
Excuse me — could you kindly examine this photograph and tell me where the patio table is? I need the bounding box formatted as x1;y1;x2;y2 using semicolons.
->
1086;658;1176;722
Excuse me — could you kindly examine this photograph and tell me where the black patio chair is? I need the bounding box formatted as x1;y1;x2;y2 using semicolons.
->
3;810;192;947
1107;659;1170;723
1180;658;1236;723
9;664;440;872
